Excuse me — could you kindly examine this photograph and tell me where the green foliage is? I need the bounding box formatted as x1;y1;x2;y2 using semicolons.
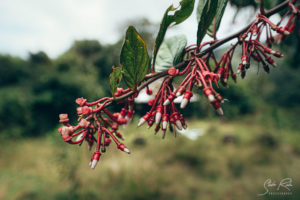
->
196;0;218;44
109;66;123;96
1;120;300;200
120;26;149;90
154;34;187;72
152;0;195;66
229;0;257;8
207;0;228;37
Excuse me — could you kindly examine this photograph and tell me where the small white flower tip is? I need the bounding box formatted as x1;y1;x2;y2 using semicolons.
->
155;112;162;124
216;107;224;115
284;30;290;36
89;161;92;167
76;133;83;142
223;79;227;83
137;118;146;127
175;120;183;130
237;69;241;74
147;125;151;129
272;63;277;67
163;99;170;106
162;121;168;130
270;50;276;54
90;160;98;169
242;61;247;65
124;148;131;154
176;92;182;97
208;95;215;102
180;98;188;109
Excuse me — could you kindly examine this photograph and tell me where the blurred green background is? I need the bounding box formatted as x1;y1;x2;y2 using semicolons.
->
1;6;300;200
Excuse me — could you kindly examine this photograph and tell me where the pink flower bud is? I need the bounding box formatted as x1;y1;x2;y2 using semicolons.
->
81;106;93;115
168;67;179;76
77;107;83;115
162;114;169;130
104;138;111;146
241;56;248;66
138;112;151;127
211;100;224;115
215;93;224;103
203;87;215;102
180;91;193;109
75;97;87;106
171;112;182;130
117;143;130;154
90;152;101;169
111;122;118;130
59;114;69;123
146;87;153;95
176;86;185;97
163;92;177;106
78;119;90;128
148;99;155;106
155;106;163;124
179;114;187;129
120;108;127;118
277;26;290;36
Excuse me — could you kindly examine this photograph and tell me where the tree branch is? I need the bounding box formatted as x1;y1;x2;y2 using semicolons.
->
104;0;291;108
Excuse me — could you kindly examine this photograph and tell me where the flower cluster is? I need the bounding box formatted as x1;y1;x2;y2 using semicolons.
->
138;77;187;138
58;95;134;169
58;1;299;169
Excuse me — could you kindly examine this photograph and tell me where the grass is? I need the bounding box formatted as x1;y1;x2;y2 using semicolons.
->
0;118;300;200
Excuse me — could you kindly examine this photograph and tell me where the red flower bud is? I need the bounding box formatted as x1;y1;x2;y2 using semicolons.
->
90;152;101;169
117;143;130;154
146;87;153;95
104;138;111;146
203;87;215;102
75;97;87;106
180;91;193;109
168;67;179;76
163;92;177;106
78;119;90;128
148;99;155;106
81;106;93;115
59;114;69;123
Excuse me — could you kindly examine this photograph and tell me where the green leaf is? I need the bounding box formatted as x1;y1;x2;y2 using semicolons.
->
207;0;228;37
155;35;187;72
120;26;149;90
109;66;123;96
196;0;218;45
152;0;195;67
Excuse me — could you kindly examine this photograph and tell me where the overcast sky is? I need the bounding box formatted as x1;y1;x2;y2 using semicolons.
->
0;0;277;59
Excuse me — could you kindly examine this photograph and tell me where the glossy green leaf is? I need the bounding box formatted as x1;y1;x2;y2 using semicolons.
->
152;0;195;67
207;0;228;37
109;66;123;96
196;0;218;45
155;35;187;72
120;26;149;90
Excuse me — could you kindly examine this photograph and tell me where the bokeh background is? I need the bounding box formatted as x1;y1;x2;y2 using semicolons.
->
0;0;300;199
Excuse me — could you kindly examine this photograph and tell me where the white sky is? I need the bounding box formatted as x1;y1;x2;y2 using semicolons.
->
0;0;274;59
